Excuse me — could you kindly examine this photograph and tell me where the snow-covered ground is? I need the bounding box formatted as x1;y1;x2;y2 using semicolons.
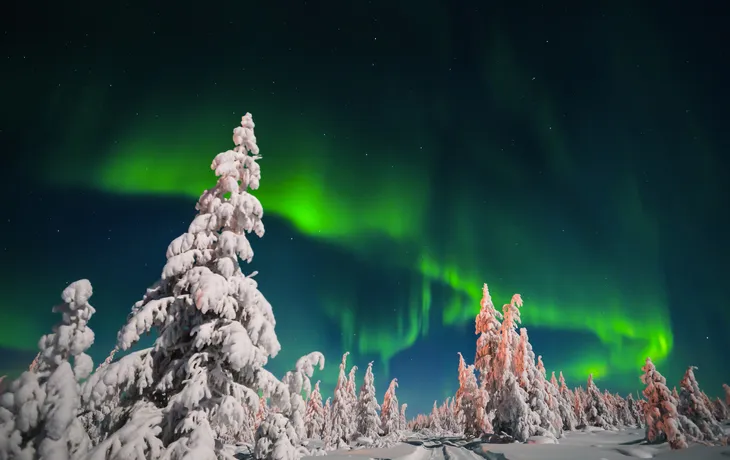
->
294;425;730;460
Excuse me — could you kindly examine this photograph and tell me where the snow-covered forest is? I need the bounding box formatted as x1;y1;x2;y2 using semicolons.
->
0;113;728;460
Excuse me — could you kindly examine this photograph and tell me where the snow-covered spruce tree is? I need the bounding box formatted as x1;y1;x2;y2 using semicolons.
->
345;365;358;437
513;330;558;438
724;384;730;407
82;113;316;460
490;296;535;441
355;362;381;440
279;352;325;444
380;379;399;436
304;381;324;439
328;353;352;447
455;353;489;438
534;357;563;437
321;398;332;442
671;387;680;401
711;398;728;422
584;374;612;430
677;366;724;442
429;401;441;432
603;390;620;427
0;280;95;460
641;357;687;449
474;283;503;391
573;387;588;429
551;371;575;431
626;393;643;428
442;398;460;434
398;404;407;432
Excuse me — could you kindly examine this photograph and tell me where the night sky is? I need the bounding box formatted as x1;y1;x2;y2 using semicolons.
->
2;1;728;416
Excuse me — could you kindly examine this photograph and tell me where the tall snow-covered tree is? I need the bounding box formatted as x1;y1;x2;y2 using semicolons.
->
584;374;612;430
723;383;730;407
474;283;502;388
355;362;381;439
304;381;324;439
328;353;353;446
81;113;312;460
641;357;687;450
380;379;399;435
0;280;95;460
677;366;724;442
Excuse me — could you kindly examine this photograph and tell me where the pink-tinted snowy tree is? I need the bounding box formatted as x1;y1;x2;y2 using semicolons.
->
490;295;536;441
474;283;502;391
677;366;724;442
0;280;95;460
724;384;730;407
641;357;687;450
81;113;319;460
304;381;325;439
380;379;400;435
355;362;381;440
455;353;491;438
711;397;728;422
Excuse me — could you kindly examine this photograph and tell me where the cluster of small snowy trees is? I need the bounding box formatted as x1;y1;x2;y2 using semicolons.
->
301;353;408;449
405;283;730;451
0;113;334;460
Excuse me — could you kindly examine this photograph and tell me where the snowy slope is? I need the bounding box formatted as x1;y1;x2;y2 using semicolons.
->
299;426;730;460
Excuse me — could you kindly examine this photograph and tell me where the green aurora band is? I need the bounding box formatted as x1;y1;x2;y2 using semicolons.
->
39;97;673;388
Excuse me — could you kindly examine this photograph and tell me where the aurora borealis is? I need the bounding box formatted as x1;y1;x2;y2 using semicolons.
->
2;1;728;414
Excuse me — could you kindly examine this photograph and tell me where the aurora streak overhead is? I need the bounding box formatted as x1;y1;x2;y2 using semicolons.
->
2;1;728;414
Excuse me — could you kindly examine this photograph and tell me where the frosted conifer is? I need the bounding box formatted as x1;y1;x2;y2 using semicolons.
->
355;362;381;439
534;357;563;437
724;384;730;407
552;371;576;430
429;401;441;432
380;379;400;435
281;352;325;442
304;381;324;439
641;357;687;449
455;353;488;438
399;404;407;432
81;113;309;460
345;365;358;436
474;283;502;389
584;374;612;429
711;398;728;421
329;353;352;446
321;398;332;443
0;280;95;460
677;366;724;441
490;295;535;441
626;393;644;428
